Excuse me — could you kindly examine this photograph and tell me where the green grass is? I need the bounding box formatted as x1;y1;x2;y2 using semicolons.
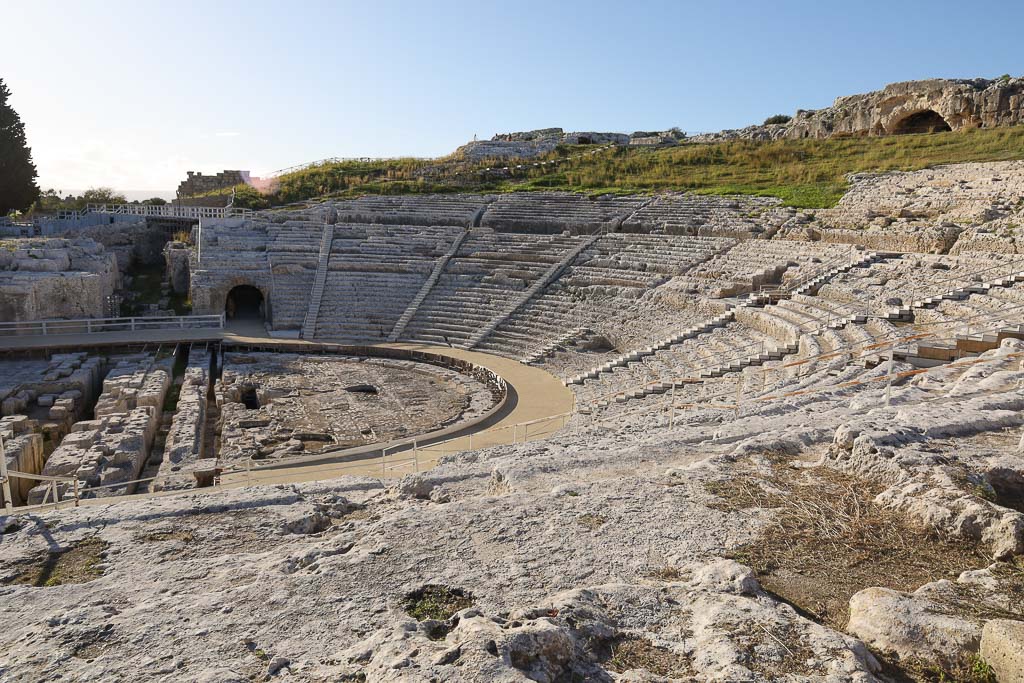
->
233;126;1024;210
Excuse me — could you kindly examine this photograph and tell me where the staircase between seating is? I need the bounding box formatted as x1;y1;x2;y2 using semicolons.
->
300;224;334;339
568;251;880;391
468;233;602;349
388;229;470;342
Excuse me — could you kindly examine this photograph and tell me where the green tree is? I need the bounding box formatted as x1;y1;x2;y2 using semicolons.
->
77;187;127;208
141;197;167;205
0;78;40;215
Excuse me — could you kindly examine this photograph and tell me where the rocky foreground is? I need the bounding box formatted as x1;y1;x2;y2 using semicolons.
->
3;344;1024;682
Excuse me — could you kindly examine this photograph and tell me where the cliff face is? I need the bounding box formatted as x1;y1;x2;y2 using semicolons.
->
785;77;1024;138
689;77;1024;144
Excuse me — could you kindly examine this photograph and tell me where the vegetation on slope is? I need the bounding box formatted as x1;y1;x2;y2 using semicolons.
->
231;126;1024;210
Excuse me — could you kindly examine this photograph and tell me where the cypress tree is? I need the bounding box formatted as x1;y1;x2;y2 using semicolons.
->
0;78;40;215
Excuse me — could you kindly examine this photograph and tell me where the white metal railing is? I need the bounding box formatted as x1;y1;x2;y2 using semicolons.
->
0;314;225;338
7;409;576;513
55;204;253;222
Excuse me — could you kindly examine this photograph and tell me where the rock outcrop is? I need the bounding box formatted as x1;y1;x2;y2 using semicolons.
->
0;237;118;322
785;77;1024;139
692;77;1024;143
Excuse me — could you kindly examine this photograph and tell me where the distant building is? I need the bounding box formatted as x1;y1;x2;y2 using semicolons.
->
176;170;253;198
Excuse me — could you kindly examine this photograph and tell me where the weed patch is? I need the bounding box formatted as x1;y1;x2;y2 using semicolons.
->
5;538;107;587
403;584;473;622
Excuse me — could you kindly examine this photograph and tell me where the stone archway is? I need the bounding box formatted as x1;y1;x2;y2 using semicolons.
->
225;284;265;320
890;110;952;135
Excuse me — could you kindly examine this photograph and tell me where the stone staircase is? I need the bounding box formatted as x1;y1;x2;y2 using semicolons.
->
468;234;601;349
789;251;883;296
593;337;799;406
300;224;334;339
882;267;1024;321
523;327;592;364
565;309;740;386
388;229;469;342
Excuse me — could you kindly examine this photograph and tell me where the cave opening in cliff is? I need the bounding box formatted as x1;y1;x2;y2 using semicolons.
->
891;110;952;135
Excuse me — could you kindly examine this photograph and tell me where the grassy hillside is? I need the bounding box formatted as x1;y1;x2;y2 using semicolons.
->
234;126;1024;210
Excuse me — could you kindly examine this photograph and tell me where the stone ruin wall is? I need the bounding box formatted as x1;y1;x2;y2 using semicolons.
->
176;169;250;198
0;353;105;507
0;238;119;323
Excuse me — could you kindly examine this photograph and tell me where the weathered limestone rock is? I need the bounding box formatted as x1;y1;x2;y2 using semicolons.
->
454;128;632;161
163;241;191;294
847;587;981;671
155;351;210;490
980;619;1024;682
0;237;118;322
783;78;1024;139
694;78;1024;142
848;565;1023;675
27;354;171;503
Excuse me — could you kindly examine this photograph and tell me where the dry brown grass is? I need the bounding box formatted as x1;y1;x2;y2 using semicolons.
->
603;635;692;677
705;456;988;629
576;513;607;530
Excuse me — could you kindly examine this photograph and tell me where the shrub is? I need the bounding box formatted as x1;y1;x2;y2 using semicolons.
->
764;114;793;125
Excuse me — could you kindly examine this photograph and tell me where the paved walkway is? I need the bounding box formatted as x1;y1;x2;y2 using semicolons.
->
3;323;575;502
218;339;575;486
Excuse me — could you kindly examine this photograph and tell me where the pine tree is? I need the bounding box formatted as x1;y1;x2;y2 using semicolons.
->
0;78;40;215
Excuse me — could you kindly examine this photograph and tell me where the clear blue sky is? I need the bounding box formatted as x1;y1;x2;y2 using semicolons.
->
3;0;1022;196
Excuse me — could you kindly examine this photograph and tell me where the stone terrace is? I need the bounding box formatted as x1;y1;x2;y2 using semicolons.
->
817;252;1024;318
621;192;792;238
313;224;463;342
686;239;856;296
400;229;585;347
0;237;118;322
265;220;323;330
314;194;493;227
480;192;647;234
475;233;733;360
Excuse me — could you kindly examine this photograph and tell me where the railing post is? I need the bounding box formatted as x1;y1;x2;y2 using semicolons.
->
669;383;676;429
41;321;48;335
0;434;14;512
131;318;137;332
885;342;895;407
72;477;80;507
413;441;419;473
381;447;387;476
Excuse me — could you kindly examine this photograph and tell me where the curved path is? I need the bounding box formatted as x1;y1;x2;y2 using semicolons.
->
2;322;575;498
216;339;575;487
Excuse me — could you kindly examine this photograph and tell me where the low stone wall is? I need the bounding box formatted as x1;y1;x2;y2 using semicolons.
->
28;355;171;503
778;225;960;255
164;241;190;294
155;351;210;490
0;417;44;506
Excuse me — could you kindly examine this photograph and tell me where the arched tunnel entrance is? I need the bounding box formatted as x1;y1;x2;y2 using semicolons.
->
891;110;952;135
225;285;265;320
